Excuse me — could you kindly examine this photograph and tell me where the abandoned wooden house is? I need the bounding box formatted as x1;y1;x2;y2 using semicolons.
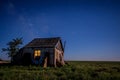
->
13;37;65;67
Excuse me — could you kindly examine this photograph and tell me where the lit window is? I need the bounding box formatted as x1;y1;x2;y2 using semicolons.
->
34;50;41;59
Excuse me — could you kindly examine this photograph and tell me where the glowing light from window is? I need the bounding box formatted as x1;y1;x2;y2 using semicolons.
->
34;50;41;58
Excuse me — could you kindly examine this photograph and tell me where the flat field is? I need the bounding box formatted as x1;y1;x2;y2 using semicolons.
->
0;61;120;80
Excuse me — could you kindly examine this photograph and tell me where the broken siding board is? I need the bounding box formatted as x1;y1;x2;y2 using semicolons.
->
43;57;47;68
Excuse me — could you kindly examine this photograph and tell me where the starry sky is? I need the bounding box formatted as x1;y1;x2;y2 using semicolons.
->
0;0;120;61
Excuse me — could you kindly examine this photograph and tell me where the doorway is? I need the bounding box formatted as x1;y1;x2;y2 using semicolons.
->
22;53;32;65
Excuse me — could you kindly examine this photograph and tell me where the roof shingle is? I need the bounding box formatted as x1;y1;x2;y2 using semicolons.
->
24;37;60;48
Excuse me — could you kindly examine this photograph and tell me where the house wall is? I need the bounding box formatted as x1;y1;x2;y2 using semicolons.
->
54;41;65;67
55;48;64;66
22;47;54;66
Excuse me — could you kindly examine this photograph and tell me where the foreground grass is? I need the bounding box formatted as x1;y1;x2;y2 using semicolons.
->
0;61;120;80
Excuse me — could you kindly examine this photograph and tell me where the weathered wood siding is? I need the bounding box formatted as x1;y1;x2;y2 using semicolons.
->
54;41;65;67
22;47;54;66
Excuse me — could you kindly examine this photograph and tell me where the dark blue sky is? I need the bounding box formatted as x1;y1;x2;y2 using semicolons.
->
0;0;120;61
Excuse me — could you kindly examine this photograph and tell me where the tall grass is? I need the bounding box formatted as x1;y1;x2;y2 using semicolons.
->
0;61;120;80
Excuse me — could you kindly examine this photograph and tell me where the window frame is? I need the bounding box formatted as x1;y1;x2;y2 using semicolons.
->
34;50;41;60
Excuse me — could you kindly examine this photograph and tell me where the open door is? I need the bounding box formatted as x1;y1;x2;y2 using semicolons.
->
22;53;32;65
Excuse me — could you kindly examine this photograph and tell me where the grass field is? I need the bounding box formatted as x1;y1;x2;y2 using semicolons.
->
0;61;120;80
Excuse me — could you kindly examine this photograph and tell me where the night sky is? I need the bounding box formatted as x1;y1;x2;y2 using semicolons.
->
0;0;120;61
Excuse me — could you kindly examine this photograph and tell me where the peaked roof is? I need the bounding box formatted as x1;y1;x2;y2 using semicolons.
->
24;37;61;48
